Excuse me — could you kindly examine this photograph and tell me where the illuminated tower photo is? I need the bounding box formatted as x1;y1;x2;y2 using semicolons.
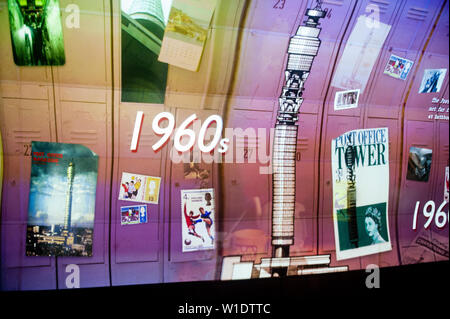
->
222;1;348;280
121;0;168;103
63;161;74;232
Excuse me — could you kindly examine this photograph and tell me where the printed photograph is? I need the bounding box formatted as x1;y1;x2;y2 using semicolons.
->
120;205;147;225
119;172;161;204
334;89;360;111
406;147;433;182
8;0;65;66
181;188;215;252
336;203;389;251
121;0;171;103
26;141;98;257
418;69;447;93
383;54;414;80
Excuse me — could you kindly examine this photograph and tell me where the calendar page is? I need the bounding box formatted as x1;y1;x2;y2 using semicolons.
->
158;0;216;71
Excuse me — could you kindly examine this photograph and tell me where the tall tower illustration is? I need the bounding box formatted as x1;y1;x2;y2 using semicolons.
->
63;161;74;231
222;1;348;279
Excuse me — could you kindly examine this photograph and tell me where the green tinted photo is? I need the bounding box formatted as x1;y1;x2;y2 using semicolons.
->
7;0;65;66
337;203;389;251
121;0;169;104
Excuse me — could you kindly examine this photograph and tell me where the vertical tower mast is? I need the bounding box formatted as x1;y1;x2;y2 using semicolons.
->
64;161;74;231
222;1;348;279
271;1;326;261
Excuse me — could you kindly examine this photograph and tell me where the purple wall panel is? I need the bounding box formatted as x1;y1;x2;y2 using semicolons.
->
110;105;165;285
164;109;218;282
0;97;56;290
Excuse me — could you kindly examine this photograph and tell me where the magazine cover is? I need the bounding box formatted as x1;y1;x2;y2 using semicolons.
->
26;141;98;256
181;188;215;252
119;172;161;204
331;128;391;260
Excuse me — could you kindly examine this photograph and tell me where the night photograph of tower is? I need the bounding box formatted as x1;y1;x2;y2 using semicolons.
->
26;142;98;257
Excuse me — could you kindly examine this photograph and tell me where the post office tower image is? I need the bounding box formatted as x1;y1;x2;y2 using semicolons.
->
0;0;448;290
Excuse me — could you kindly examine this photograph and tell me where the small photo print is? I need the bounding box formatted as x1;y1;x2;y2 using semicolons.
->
383;54;414;80
418;69;447;93
406;147;432;182
334;89;360;111
120;205;147;225
119;172;161;204
181;188;215;252
8;0;65;66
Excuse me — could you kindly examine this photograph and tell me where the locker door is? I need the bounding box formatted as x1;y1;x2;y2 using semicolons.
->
0;99;56;290
292;114;320;255
325;0;398;118
221;109;273;261
110;104;166;285
397;121;435;264
52;0;112;289
110;0;167;286
165;0;245;112
164;108;220;283
228;0;308;112
0;1;57;290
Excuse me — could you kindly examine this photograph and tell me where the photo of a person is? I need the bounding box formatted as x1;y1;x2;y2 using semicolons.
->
127;180;136;199
184;203;203;242
199;207;214;243
121;182;129;198
364;206;387;245
334;89;360;110
205;192;212;206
